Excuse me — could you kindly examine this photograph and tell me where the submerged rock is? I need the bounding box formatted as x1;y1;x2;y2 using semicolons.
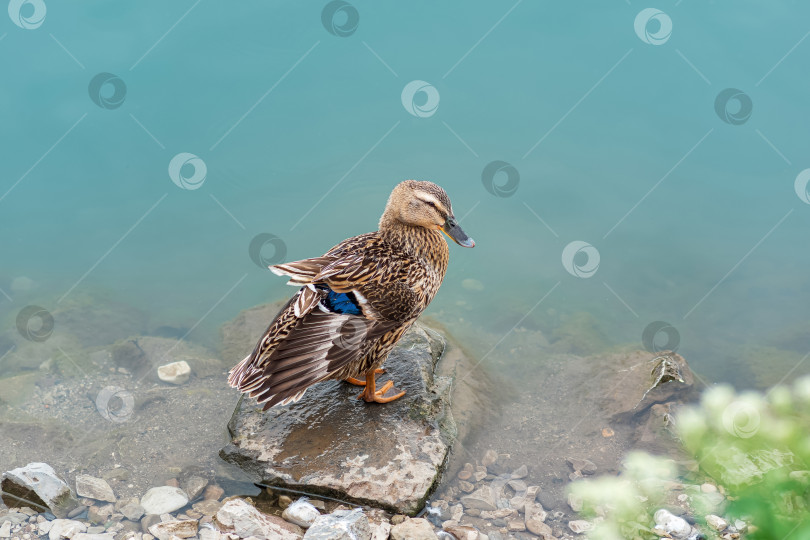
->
157;360;191;385
139;486;188;515
75;475;116;503
220;323;455;515
1;463;79;518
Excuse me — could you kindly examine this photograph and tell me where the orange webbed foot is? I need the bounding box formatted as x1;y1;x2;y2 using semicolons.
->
344;369;385;386
355;369;405;403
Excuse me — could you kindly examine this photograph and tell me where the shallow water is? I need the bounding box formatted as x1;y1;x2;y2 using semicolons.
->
1;0;810;510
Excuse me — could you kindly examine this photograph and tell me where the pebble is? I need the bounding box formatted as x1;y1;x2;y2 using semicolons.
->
120;500;145;522
75;475;116;503
147;519;197;540
192;500;222;517
458;481;475;493
565;458;597;475
506;519;525;532
457;470;472;481
706;515;729;531
567;520;592;534
48;519;87;540
281;498;320;528
140;515;161;534
0;522;10;538
181;476;208;501
700;483;718;493
203;485;224;501
157;361;191;385
140;487;189;515
460;486;497;511
87;504;113;524
67;507;86;519
278;495;292;509
481;450;498;468
38;521;52;535
390;517;438;540
473;471;487;482
199;528;220;540
305;509;371;540
567;493;583;512
525;518;552;537
653;509;693;539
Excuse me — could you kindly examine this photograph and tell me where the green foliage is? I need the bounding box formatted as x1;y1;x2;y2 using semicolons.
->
571;377;810;539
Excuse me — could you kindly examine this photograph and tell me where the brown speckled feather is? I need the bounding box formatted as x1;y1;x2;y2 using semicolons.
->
228;180;466;409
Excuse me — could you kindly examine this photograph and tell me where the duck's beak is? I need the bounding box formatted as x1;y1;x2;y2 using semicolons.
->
442;216;475;248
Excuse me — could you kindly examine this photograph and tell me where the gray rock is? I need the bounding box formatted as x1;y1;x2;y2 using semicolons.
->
2;463;79;518
220;323;455;515
139;515;160;534
48;519;87;540
705;514;728;532
653;509;694;539
565;458;596;475
75;475;116;503
390;517;438;540
216;498;302;540
119;500;145;522
304;509;370;540
0;521;9;538
568;520;592;534
460;486;497;511
282;499;320;528
180;476;207;502
139;487;188;515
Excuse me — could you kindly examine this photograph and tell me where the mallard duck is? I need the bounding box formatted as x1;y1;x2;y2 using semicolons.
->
228;180;474;409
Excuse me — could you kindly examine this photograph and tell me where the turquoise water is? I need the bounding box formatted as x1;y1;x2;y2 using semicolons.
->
2;1;810;391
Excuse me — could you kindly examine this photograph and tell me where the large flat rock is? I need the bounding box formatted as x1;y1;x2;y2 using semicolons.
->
220;323;455;515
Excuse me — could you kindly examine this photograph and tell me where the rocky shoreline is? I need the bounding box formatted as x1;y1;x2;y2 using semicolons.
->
0;295;750;539
0;449;749;540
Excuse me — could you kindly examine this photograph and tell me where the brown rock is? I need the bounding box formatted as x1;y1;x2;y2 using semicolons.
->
203;485;224;501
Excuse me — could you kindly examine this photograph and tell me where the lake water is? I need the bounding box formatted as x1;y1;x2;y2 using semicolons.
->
1;0;809;495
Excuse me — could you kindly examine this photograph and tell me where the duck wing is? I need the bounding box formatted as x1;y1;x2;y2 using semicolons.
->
228;262;403;410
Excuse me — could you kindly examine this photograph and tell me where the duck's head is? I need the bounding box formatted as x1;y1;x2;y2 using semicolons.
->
381;180;475;248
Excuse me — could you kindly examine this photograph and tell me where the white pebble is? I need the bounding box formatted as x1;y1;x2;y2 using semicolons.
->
281;498;320;528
